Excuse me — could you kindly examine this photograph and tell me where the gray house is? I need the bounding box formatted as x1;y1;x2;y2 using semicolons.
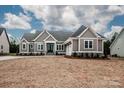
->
19;25;105;56
0;27;10;53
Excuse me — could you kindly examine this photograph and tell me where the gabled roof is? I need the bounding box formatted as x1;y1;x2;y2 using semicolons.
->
22;31;41;42
0;27;6;36
96;33;105;38
110;28;124;48
71;25;87;37
22;30;73;42
0;27;10;45
48;31;73;41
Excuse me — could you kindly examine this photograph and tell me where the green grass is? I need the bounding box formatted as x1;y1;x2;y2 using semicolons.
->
9;53;16;56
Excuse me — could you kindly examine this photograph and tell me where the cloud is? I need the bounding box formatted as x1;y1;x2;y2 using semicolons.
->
104;26;123;39
30;29;36;34
1;13;31;30
7;33;20;44
21;5;124;33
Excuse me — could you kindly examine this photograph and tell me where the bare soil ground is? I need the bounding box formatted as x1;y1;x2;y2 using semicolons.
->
0;56;124;88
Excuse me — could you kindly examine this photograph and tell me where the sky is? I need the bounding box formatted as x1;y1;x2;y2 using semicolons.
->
0;5;124;41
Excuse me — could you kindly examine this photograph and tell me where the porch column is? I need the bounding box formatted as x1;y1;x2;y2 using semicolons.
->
54;42;56;54
97;38;98;53
44;42;46;55
78;38;80;52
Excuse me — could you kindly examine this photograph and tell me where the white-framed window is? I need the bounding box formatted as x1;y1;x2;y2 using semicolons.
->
22;43;26;50
84;40;93;49
57;44;64;51
29;44;33;49
37;44;43;51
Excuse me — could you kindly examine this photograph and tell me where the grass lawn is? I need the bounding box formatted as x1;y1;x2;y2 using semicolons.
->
0;56;123;88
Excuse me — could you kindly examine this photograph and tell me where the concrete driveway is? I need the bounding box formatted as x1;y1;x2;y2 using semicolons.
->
0;56;23;61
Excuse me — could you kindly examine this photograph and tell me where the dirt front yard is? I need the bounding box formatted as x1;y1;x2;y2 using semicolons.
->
0;56;123;88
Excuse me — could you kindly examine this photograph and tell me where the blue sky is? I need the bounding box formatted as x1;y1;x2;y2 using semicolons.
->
0;5;124;40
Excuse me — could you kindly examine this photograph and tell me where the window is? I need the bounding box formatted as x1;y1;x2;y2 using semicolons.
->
84;40;93;49
57;44;64;51
57;45;59;50
89;41;93;48
22;43;26;50
59;45;61;50
1;45;3;49
85;41;88;48
29;44;33;49
37;44;43;51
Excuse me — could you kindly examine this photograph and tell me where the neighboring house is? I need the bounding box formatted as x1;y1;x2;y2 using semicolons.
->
110;28;124;57
0;27;10;53
19;25;105;56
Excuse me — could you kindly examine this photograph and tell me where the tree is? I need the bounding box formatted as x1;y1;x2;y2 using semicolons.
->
10;40;19;53
111;32;118;43
104;40;111;56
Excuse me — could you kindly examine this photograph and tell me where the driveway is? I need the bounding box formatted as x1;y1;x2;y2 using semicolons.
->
0;56;123;88
0;56;24;61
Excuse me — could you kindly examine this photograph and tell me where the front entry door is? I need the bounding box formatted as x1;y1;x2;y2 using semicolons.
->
47;43;54;54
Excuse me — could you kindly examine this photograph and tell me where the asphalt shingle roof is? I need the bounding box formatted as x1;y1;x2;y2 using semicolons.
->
71;25;87;37
97;33;105;38
22;25;105;42
48;31;73;41
22;31;73;42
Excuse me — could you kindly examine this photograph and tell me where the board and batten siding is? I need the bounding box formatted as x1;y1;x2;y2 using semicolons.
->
0;31;9;53
111;30;124;57
72;39;78;51
80;28;97;38
35;31;49;42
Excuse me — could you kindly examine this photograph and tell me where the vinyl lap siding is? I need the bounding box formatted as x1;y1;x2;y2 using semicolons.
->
80;39;97;51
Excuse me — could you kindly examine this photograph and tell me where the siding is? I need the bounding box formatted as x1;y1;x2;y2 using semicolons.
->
98;40;102;51
45;36;55;41
80;29;96;38
0;31;9;53
33;42;45;52
20;40;29;53
73;39;78;51
35;31;49;42
111;31;124;57
80;39;97;51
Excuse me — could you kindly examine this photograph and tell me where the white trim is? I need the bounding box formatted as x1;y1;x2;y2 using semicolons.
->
43;35;57;41
29;44;33;49
22;42;27;50
56;44;64;51
78;38;80;51
32;30;45;41
21;38;29;43
80;38;97;39
37;43;44;51
72;51;103;53
33;29;58;42
84;40;93;49
78;27;99;38
97;38;98;51
78;27;88;37
102;40;104;53
45;41;56;43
